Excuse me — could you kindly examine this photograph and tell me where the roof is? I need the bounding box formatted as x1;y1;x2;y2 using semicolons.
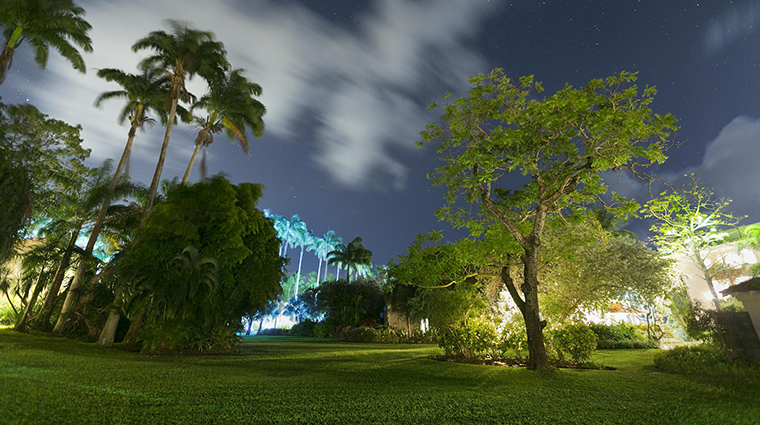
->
721;276;760;295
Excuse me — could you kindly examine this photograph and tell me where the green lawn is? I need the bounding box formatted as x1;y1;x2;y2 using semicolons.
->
1;329;759;424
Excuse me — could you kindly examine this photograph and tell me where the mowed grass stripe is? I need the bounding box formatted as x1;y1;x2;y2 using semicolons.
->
1;330;759;424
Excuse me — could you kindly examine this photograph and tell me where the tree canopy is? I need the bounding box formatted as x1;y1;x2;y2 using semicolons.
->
420;69;678;369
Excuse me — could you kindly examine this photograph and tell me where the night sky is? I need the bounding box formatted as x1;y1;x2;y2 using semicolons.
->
2;0;760;274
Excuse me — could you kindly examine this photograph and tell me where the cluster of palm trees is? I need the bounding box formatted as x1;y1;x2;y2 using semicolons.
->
1;2;268;338
264;211;375;292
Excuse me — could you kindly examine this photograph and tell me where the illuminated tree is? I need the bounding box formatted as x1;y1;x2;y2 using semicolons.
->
327;237;373;284
642;176;743;310
420;69;677;369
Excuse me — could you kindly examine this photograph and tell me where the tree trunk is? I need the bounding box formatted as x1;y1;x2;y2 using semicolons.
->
14;267;46;332
142;92;180;220
245;317;253;335
696;251;723;311
316;258;322;287
36;230;79;330
0;27;22;85
53;120;140;335
181;142;202;184
122;310;145;345
97;311;121;347
295;247;304;300
521;246;549;370
257;317;264;334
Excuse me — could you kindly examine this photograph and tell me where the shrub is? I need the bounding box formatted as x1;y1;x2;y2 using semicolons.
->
436;318;497;359
289;319;317;337
339;325;379;342
589;323;657;349
654;345;728;374
257;328;290;336
550;324;597;363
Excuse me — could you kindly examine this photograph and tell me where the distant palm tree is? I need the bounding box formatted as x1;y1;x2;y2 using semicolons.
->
132;20;229;219
327;237;372;284
0;0;93;85
181;68;265;183
293;229;314;300
313;231;337;284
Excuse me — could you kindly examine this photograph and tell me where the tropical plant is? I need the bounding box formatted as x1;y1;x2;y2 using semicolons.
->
181;68;265;183
0;0;93;85
327;237;373;284
131;19;229;218
34;160;144;331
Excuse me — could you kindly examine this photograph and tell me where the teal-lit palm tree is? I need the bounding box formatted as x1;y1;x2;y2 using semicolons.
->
181;68;265;183
0;0;93;84
327;237;372;284
132;20;229;219
293;229;314;300
313;231;337;284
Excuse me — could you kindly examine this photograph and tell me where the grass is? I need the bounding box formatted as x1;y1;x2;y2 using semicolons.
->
1;330;759;424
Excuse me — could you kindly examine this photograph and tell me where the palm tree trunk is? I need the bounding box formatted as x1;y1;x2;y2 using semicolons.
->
14;267;46;332
142;93;180;220
0;27;22;85
181;142;202;184
36;230;79;330
97;310;121;347
316;258;322;286
53;119;140;335
122;310;145;345
295;247;304;300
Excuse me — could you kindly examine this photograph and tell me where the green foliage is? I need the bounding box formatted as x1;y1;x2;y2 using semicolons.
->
313;278;385;329
116;175;284;351
436;318;498;359
288;319;317;337
653;345;729;374
588;323;657;349
327;237;373;283
548;324;598;363
0;0;93;83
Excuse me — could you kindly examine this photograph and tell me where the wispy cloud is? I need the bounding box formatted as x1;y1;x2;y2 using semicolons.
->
705;1;760;54
6;0;500;191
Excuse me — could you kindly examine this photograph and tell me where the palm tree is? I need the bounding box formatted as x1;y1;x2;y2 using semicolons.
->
181;68;265;183
52;67;170;334
0;0;93;85
313;231;337;284
293;229;314;301
327;237;372;284
37;160;143;331
132;20;229;219
592;207;636;239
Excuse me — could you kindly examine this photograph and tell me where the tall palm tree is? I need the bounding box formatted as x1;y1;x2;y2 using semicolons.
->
0;0;93;85
37;160;143;331
181;68;265;183
327;237;372;284
132;20;229;219
313;231;337;284
293;229;314;300
52;67;171;334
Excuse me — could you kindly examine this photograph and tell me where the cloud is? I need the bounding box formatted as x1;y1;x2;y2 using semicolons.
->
691;116;760;220
704;1;760;54
6;0;500;191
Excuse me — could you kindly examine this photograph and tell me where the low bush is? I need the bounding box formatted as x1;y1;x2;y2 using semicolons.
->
257;328;290;336
436;318;497;359
289;319;317;337
549;324;597;364
654;345;728;374
589;323;657;349
335;324;435;344
339;325;379;342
